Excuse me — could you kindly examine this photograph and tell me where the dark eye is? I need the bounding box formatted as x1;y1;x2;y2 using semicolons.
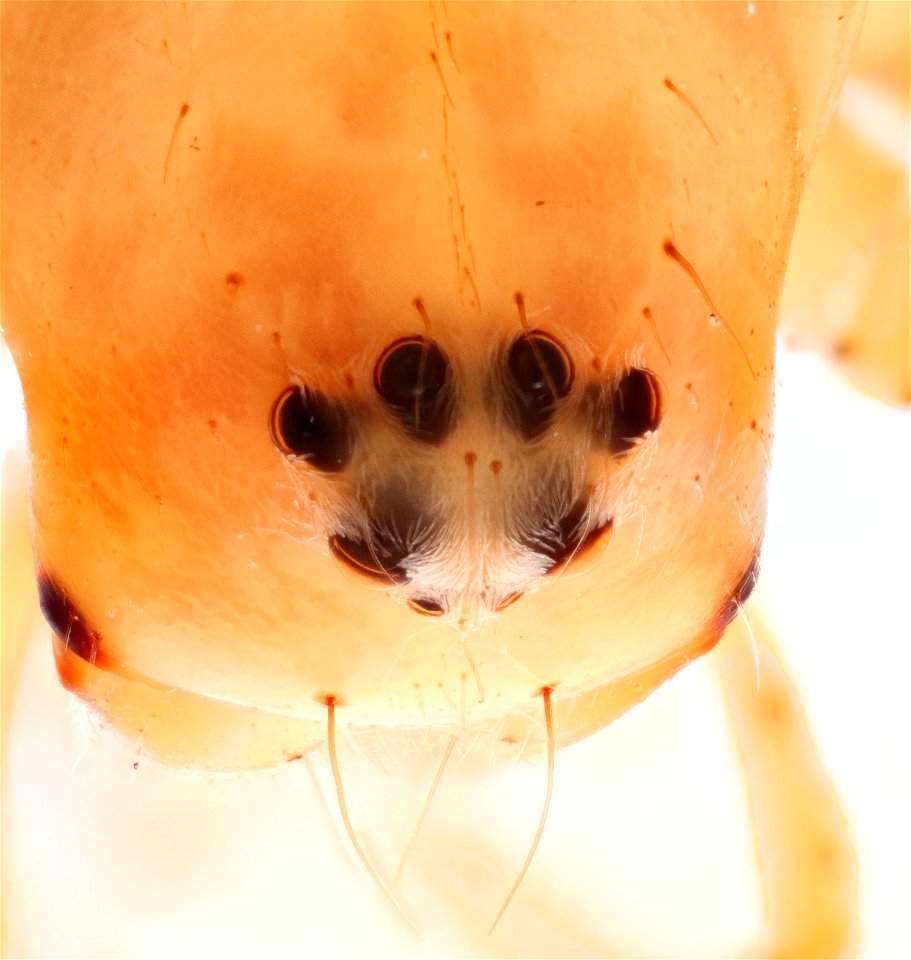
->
328;501;434;586
504;331;574;439
518;495;612;573
269;386;351;472
328;533;409;585
407;595;445;616
374;337;454;444
594;367;664;455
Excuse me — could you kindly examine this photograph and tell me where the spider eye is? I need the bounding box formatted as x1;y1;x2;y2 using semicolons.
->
504;331;574;439
328;533;410;585
374;337;454;444
518;495;612;573
269;386;351;472
407;595;445;616
596;367;664;454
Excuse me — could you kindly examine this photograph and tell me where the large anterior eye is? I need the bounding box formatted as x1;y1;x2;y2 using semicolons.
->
504;331;574;440
269;386;351;472
596;367;664;454
374;337;454;444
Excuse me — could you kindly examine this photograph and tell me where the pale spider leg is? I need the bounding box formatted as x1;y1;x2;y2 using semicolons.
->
323;697;419;936
488;685;555;935
717;613;858;957
393;732;458;886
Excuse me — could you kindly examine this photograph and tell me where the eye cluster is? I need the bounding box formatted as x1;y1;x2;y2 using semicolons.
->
267;329;665;618
268;330;664;469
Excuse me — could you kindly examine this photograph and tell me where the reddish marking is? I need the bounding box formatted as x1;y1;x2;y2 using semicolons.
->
514;292;529;332
535;199;546;206
463;266;481;308
464;451;477;468
664;77;717;145
207;418;217;431
642;306;672;366
315;692;346;708
750;419;758;430
286;753;305;763
430;51;454;106
490;460;502;476
344;373;355;390
445;31;461;73
225;272;244;288
272;331;282;346
496;591;523;612
163;102;190;184
663;239;756;378
413;297;432;334
451;170;463;218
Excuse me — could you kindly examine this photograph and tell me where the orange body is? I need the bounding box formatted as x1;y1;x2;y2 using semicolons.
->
2;3;860;768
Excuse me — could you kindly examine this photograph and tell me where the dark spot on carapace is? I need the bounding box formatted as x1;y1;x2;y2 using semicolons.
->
36;569;104;665
225;272;244;288
711;549;761;633
535;199;546;206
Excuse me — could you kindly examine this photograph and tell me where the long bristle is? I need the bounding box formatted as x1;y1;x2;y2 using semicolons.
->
324;697;419;936
394;733;458;886
488;686;555;935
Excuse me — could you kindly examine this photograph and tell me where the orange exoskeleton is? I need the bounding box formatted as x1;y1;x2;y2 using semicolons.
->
1;1;873;953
